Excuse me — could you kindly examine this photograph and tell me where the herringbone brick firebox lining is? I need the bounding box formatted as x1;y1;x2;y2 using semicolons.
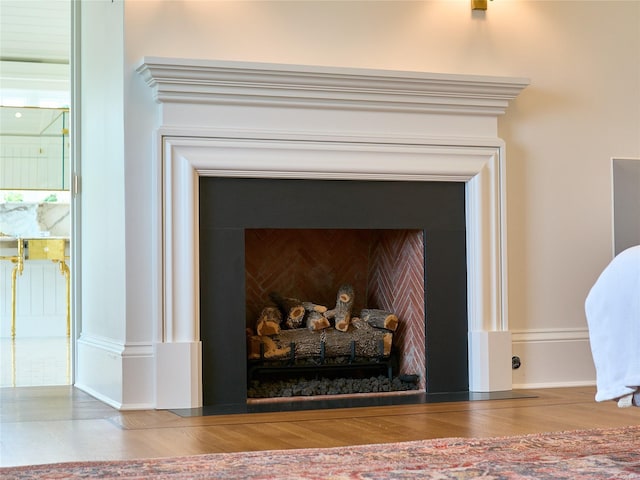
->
245;229;426;390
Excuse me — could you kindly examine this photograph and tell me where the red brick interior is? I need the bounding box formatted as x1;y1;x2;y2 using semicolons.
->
245;228;426;390
367;230;426;389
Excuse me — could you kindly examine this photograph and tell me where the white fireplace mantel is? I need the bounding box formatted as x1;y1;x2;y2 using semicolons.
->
137;57;529;409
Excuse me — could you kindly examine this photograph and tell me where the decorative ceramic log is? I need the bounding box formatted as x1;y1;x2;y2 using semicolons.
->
348;318;393;357
302;301;328;314
246;328;262;359
360;309;399;332
256;306;282;335
306;311;331;331
248;335;292;360
257;321;280;336
269;292;306;329
328;284;354;332
250;318;392;360
256;306;282;336
259;305;282;324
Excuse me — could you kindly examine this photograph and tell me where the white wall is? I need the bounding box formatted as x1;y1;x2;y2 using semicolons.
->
78;0;640;407
75;0;131;408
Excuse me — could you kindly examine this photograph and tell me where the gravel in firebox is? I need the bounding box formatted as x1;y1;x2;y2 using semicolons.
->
247;375;419;398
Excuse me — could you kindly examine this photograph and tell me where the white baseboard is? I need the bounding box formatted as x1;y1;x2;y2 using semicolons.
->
74;382;124;410
469;330;513;392
513;380;596;390
155;341;202;409
511;328;596;389
75;333;155;410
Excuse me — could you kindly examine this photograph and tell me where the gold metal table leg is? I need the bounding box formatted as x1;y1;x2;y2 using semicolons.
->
10;266;18;338
57;260;71;337
11;338;16;387
1;239;24;340
56;257;71;381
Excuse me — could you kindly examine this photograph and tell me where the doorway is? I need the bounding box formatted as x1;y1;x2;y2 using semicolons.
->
0;0;74;387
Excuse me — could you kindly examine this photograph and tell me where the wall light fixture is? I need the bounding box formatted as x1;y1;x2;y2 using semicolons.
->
471;0;488;11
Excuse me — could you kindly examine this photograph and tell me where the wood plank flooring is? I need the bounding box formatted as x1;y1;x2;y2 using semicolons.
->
2;385;640;467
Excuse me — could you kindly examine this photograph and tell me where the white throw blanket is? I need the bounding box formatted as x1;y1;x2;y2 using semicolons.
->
585;245;640;406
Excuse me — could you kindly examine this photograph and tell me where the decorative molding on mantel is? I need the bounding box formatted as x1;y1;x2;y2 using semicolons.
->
136;57;529;116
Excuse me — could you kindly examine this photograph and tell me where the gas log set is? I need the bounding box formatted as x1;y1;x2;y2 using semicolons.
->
247;284;398;362
246;284;419;398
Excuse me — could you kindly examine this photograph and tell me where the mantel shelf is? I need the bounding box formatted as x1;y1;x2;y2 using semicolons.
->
137;57;529;116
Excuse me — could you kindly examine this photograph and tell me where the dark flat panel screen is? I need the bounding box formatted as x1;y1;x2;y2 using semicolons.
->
613;159;640;255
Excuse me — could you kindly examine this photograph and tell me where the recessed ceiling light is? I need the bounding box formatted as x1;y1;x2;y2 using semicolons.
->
14;112;22;118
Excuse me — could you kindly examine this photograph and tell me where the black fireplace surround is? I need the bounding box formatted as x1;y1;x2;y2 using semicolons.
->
199;177;467;412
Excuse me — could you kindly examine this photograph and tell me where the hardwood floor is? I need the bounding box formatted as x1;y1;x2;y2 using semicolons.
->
2;385;640;467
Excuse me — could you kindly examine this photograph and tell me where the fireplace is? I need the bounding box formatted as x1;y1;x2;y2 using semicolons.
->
137;57;528;409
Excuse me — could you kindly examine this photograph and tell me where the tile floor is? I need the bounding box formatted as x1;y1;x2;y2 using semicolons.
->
0;337;71;387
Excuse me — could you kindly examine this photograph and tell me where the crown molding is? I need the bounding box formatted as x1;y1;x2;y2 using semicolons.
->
136;57;529;116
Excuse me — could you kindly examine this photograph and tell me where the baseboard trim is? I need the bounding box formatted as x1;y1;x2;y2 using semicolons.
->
511;327;596;388
511;327;590;343
76;334;155;410
74;382;123;410
512;380;596;390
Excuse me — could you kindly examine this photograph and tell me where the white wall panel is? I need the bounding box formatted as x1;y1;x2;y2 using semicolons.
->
512;328;596;389
0;260;67;338
0;136;69;190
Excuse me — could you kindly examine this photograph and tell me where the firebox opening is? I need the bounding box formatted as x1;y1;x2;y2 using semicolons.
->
199;177;468;412
245;228;426;399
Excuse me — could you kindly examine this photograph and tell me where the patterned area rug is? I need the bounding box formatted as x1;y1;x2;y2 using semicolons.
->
3;425;640;479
